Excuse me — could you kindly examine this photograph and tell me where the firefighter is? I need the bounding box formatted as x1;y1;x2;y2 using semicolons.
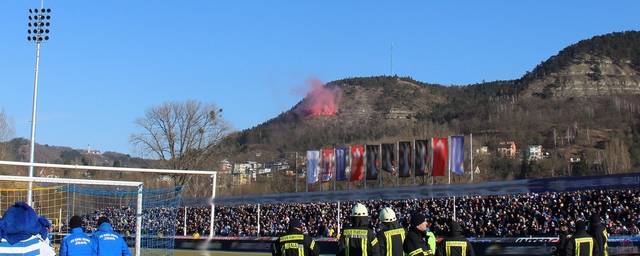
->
588;215;608;256
377;207;405;256
336;203;379;256
272;219;318;256
403;212;432;256
435;219;474;256
566;220;594;256
557;220;571;256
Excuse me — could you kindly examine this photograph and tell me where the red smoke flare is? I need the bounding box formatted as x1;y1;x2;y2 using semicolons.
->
299;78;340;117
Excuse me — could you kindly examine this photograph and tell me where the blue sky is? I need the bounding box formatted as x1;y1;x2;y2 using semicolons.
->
0;1;638;155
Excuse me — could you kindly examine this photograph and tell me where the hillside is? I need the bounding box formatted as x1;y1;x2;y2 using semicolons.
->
224;31;640;179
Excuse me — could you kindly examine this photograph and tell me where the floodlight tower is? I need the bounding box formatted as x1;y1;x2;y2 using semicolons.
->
26;4;52;206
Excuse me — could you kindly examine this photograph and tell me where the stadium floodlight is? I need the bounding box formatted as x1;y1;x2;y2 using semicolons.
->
25;4;52;206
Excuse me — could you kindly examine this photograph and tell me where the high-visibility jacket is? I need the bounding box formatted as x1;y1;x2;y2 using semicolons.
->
589;224;608;256
337;226;379;256
435;223;474;256
403;228;431;256
426;231;436;255
377;223;405;256
272;231;318;256
565;231;594;256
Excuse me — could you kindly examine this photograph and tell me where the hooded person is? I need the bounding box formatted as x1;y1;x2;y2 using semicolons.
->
0;202;56;256
337;203;379;256
588;215;608;256
60;215;97;256
435;219;474;256
93;217;131;256
377;207;405;256
558;220;572;256
566;220;594;256
271;218;318;256
403;212;431;256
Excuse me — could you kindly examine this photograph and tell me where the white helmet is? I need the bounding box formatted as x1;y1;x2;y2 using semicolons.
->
351;203;369;217
379;207;397;222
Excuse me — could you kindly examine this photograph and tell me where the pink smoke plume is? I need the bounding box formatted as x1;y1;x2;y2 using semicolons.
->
298;77;340;117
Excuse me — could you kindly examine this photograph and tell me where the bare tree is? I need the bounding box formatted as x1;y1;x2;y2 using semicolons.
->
0;110;14;161
130;100;232;186
0;109;15;174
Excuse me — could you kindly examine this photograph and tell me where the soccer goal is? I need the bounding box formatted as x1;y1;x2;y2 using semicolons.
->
0;160;218;256
0;175;145;256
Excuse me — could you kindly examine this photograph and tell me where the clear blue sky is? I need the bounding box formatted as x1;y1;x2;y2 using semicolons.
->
0;1;638;155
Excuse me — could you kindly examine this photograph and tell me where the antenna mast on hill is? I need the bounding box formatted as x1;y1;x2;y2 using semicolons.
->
390;42;394;76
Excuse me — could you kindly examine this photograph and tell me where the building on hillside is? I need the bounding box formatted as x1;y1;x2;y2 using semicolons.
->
232;173;252;186
497;141;517;158
528;145;544;161
476;146;489;155
219;159;232;173
233;163;251;174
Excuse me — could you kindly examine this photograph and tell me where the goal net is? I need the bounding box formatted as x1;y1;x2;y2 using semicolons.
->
0;172;183;256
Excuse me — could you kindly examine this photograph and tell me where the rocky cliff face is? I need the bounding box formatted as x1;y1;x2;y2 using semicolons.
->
524;55;640;98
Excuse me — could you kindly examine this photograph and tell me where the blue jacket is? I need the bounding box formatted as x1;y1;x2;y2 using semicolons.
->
93;223;131;256
60;227;96;256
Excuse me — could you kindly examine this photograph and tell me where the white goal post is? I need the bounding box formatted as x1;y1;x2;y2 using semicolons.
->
0;160;219;238
0;175;144;256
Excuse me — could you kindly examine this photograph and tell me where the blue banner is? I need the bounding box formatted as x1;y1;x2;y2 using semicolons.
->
306;150;320;184
450;135;465;175
335;147;348;181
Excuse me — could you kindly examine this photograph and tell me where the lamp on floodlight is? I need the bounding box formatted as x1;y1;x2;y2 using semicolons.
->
27;8;52;43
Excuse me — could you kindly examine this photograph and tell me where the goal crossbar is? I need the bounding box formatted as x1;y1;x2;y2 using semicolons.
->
0;160;216;175
0;175;142;187
0;175;144;256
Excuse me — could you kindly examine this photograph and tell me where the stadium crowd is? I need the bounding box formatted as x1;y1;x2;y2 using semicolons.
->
71;189;639;239
182;189;640;238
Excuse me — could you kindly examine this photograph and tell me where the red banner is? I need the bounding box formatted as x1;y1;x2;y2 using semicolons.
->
350;145;365;181
321;148;335;182
432;138;448;177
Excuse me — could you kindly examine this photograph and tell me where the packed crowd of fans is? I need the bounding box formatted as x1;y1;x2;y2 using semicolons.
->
74;189;640;238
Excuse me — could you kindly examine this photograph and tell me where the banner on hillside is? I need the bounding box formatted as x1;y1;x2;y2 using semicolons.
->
320;148;335;182
415;140;428;176
306;150;320;184
350;145;365;182
450;135;465;175
335;147;348;181
366;144;380;180
432;138;448;177
381;143;396;174
398;141;412;177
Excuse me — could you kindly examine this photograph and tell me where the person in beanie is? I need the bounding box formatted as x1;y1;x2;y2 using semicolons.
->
403;212;432;256
588;215;608;256
557;220;571;256
60;215;96;256
377;207;405;256
566;220;594;256
337;203;379;256
93;217;131;256
0;202;55;256
272;219;318;256
435;219;474;256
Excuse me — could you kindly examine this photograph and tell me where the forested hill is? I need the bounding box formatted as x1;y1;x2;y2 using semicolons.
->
224;31;640;179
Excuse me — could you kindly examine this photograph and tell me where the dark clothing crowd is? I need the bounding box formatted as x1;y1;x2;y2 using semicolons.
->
68;189;639;241
196;189;639;238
